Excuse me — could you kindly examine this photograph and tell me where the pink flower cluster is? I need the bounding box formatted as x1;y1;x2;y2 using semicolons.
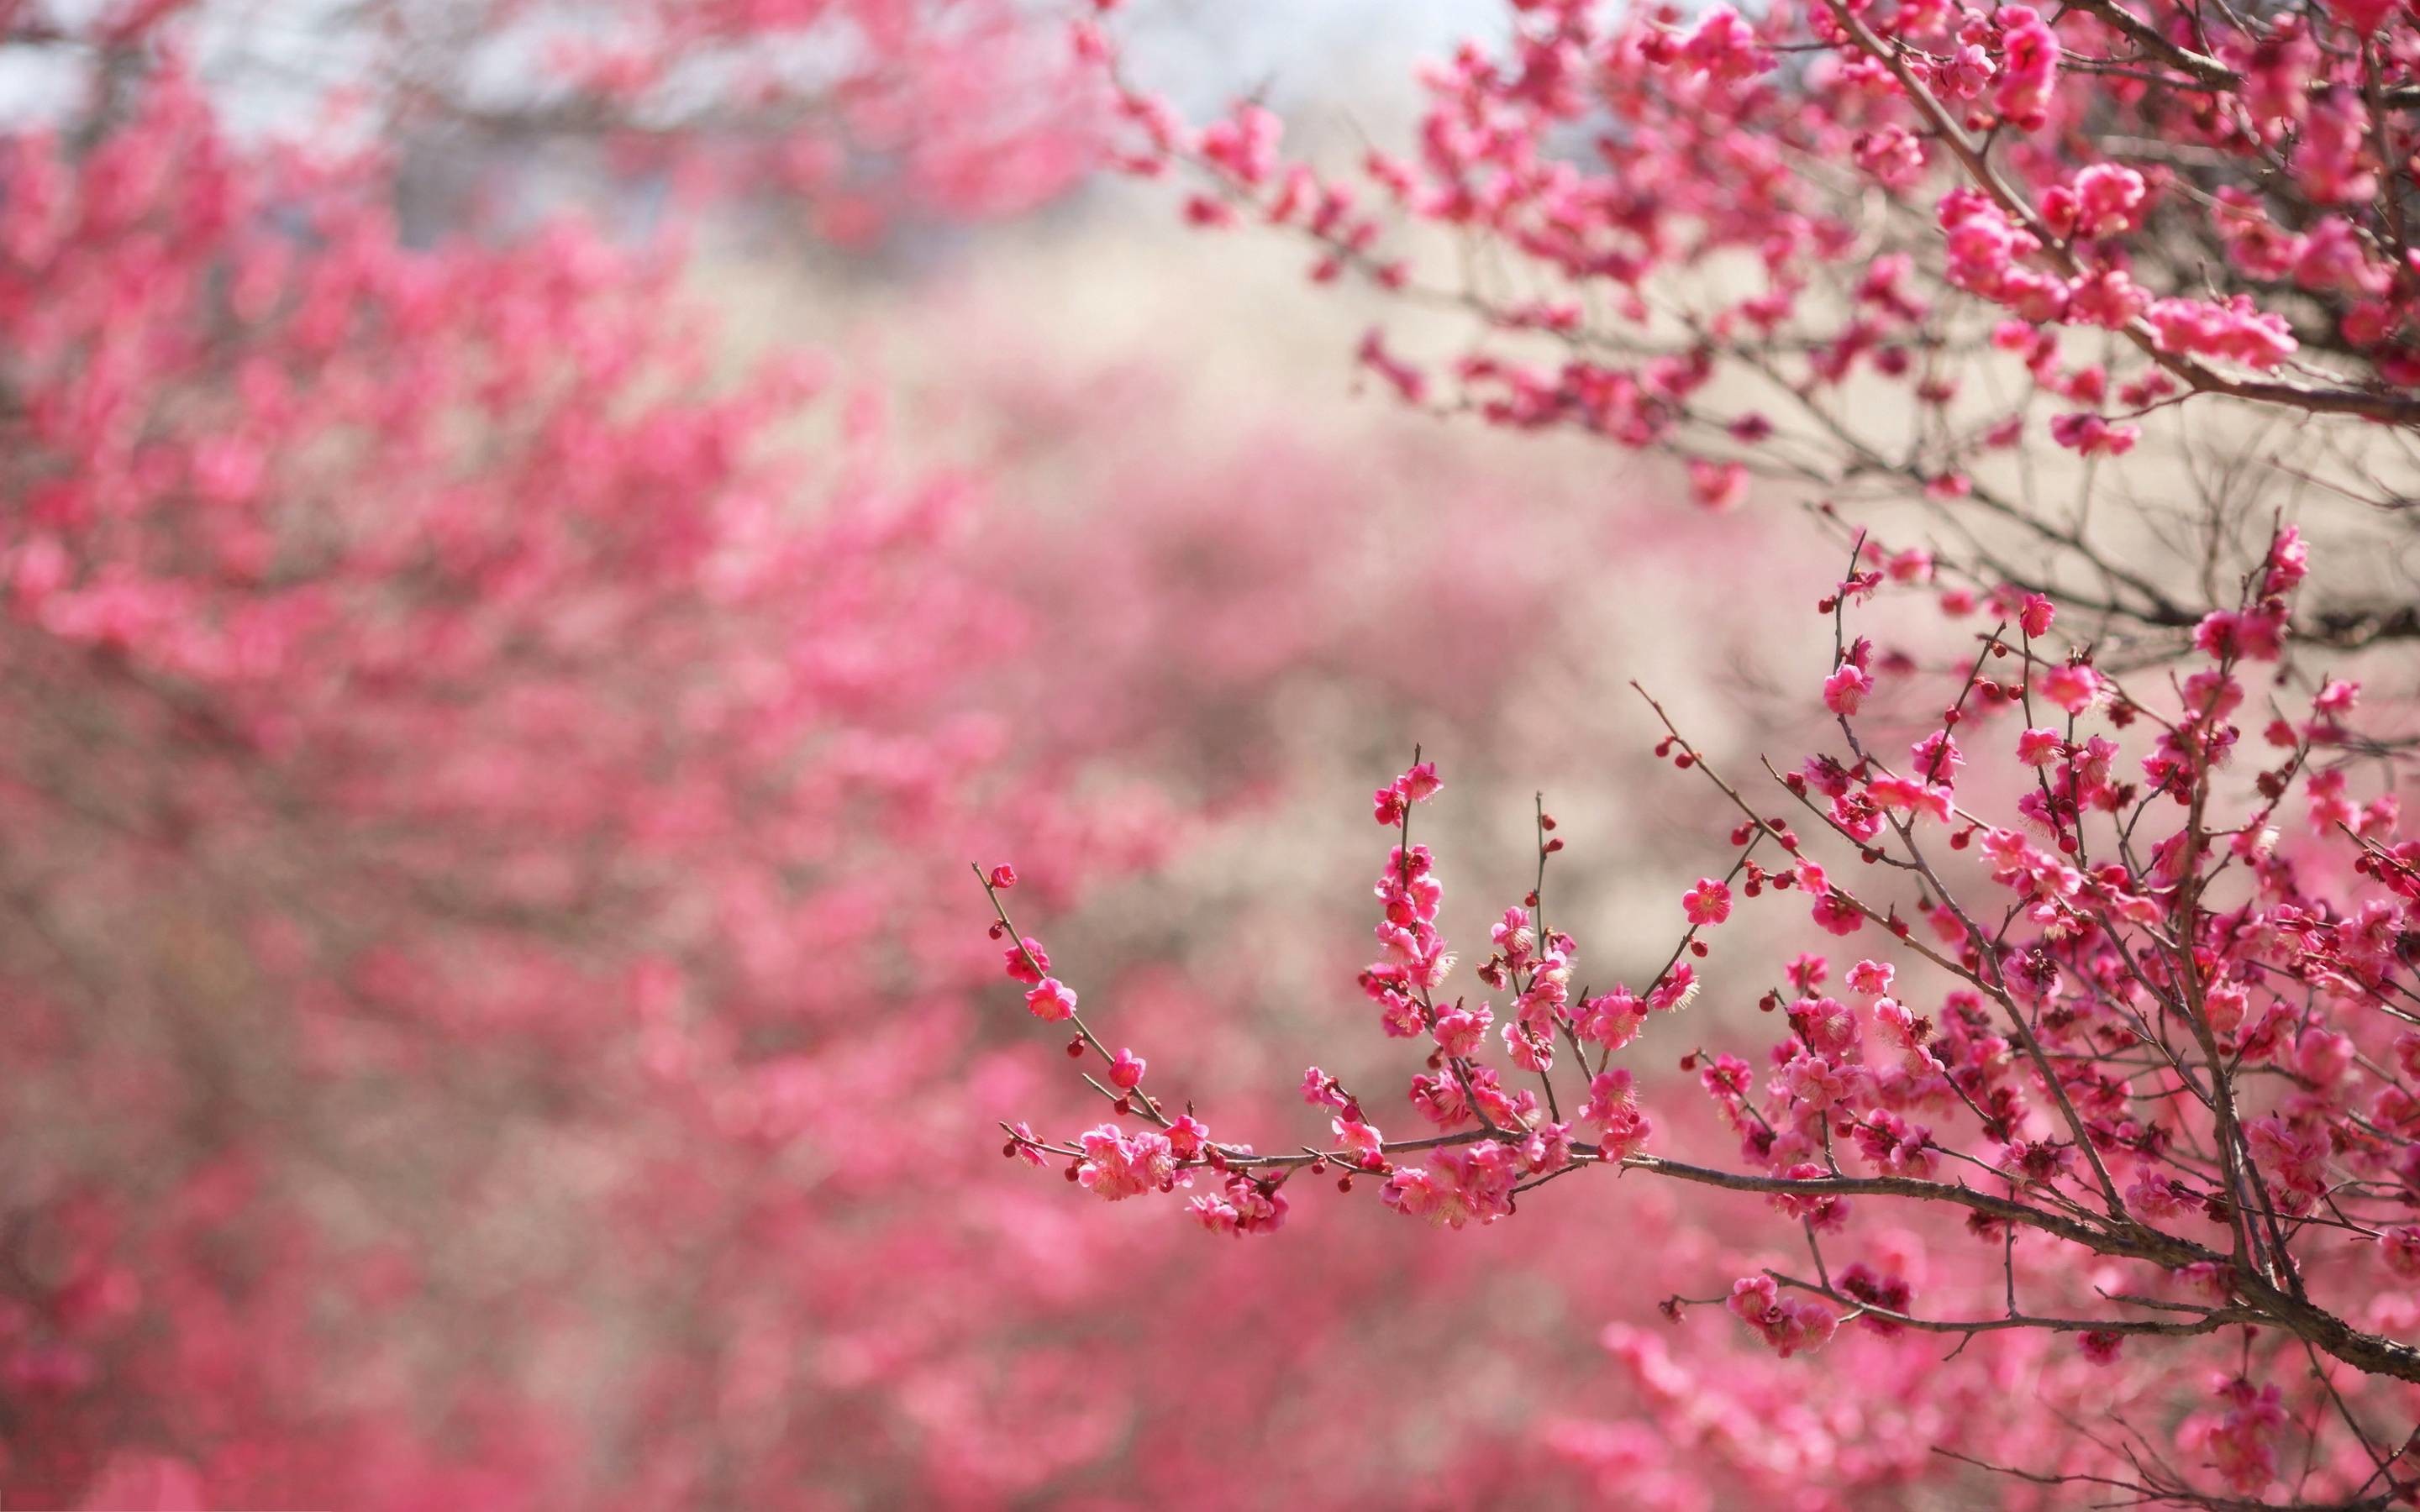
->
1725;1276;1839;1358
997;511;2420;1505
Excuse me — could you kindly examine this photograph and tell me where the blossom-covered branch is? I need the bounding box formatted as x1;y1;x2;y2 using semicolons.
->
989;524;2420;1506
1079;0;2420;654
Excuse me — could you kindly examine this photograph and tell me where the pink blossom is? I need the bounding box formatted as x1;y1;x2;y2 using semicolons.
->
1372;759;1443;825
2048;412;2138;457
2179;1377;2287;1494
1332;1117;1384;1158
1165;1115;1211;1159
2037;664;2104;715
1688;459;1749;512
1726;1275;1838;1357
1866;775;1953;822
2017;593;2054;638
1503;1020;1556;1073
1005;937;1051;985
1381;1142;1520;1229
1932;40;1996;98
2267;527;2310;593
1809;890;1865;937
2195;606;2286;661
1433;1003;1493;1058
2381;1227;2420;1279
1823;663;1873;716
2145;296;2297;371
1990;8;2060;131
1646;963;1701;1012
1681;878;1733;927
1582;1071;1654;1158
1884;547;1933;584
1025;978;1080;1021
1676;7;1771;80
1576;990;1644;1048
1301;1066;1348;1109
2065;266;2151;328
2069;164;2147;235
1191;1170;1290;1236
1853;126;1926;190
1076;1125;1176;1200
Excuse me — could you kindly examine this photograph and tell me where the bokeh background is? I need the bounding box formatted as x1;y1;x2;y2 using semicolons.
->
8;1;2400;1507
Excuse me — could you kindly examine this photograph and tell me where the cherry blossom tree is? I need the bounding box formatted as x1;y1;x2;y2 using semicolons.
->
0;6;1662;1505
995;528;2420;1509
16;0;2420;1504
0;28;1128;1498
992;3;2420;1504
1086;0;2420;659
